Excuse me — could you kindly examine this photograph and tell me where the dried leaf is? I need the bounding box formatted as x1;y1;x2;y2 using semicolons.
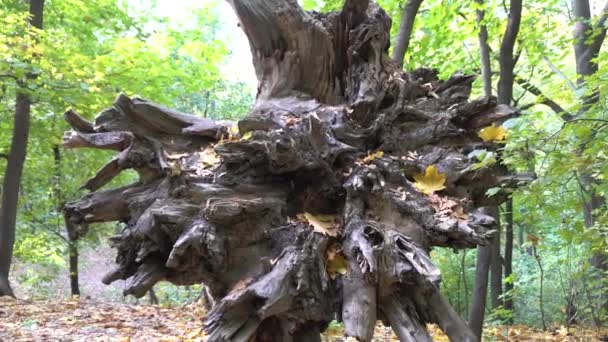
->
200;147;220;167
165;152;188;159
326;244;349;279
528;234;541;246
478;123;507;142
413;165;446;194
285;116;302;126
362;151;384;164
298;212;339;237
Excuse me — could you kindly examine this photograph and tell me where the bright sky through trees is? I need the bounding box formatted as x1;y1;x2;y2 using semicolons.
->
154;0;256;90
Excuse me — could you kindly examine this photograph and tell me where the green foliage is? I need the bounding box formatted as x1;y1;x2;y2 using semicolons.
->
1;0;253;297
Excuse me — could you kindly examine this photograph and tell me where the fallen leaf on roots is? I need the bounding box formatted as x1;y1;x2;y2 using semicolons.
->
298;212;339;237
413;165;446;194
200;147;220;167
478;123;507;142
326;244;349;279
362;150;384;164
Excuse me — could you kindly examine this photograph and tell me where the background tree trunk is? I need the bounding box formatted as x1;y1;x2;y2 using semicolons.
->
0;0;44;298
391;0;423;67
504;198;514;319
63;1;520;340
468;1;494;338
491;0;522;313
490;220;502;310
475;0;492;98
571;0;608;319
53;144;81;296
469;237;493;340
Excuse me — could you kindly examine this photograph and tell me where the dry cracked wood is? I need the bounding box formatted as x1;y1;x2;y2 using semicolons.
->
64;1;527;341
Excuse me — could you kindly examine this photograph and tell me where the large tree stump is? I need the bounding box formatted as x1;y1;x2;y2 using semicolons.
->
64;1;523;341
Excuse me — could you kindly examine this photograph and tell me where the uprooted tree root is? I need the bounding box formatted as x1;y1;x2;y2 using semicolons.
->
63;1;529;341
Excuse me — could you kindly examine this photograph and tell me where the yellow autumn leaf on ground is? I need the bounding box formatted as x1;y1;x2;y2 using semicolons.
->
298;212;339;236
478;123;507;142
413;165;446;194
326;244;349;279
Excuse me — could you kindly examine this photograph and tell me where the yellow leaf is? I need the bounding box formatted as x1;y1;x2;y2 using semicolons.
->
413;165;446;195
478;123;507;142
241;131;253;140
298;212;339;237
229;125;239;136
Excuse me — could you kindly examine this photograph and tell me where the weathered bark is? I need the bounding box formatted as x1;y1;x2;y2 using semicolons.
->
0;0;44;297
64;1;520;340
489;219;502;310
391;0;424;67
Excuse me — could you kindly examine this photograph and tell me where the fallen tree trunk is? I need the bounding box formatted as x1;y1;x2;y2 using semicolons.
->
64;1;521;340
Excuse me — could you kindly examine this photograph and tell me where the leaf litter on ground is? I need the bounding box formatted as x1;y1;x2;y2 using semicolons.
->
1;296;607;341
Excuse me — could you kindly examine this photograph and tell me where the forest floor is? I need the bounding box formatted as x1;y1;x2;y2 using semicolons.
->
0;296;606;341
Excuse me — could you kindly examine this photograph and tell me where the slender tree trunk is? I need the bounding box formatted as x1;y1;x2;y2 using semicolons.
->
0;0;44;298
475;0;492;98
468;1;494;338
489;215;502;310
53;144;81;296
469;237;493;340
571;2;608;221
532;244;547;331
0;95;30;298
148;288;159;305
571;0;608;318
503;199;514;319
461;250;469;317
391;0;423;67
68;241;80;296
496;0;522;105
492;0;522;313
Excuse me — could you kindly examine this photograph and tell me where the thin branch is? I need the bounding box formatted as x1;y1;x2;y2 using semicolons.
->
542;56;578;92
22;207;69;243
518;102;536;111
514;76;574;120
